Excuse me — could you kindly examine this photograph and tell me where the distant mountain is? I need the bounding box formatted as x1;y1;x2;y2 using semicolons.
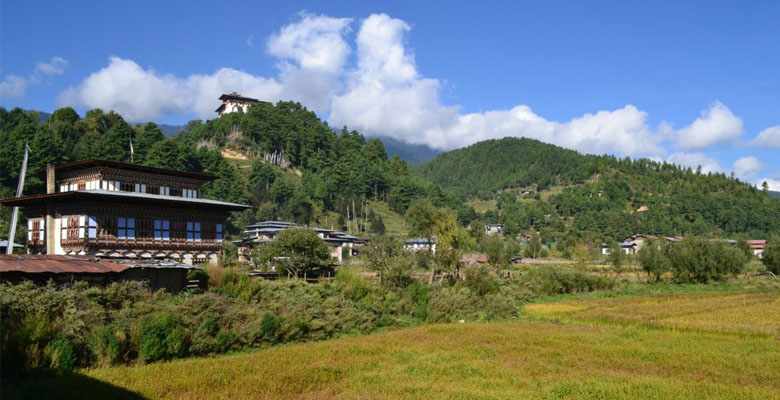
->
770;191;780;199
158;124;188;136
417;136;780;237
373;136;441;164
36;111;51;122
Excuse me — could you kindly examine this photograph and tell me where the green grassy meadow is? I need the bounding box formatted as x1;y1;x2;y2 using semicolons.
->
6;288;780;400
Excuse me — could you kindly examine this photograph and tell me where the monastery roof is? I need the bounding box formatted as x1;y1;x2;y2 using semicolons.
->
0;190;251;211
35;159;219;181
218;92;261;103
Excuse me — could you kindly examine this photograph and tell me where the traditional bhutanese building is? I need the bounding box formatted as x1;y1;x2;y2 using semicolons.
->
0;160;251;265
234;220;366;264
215;92;263;117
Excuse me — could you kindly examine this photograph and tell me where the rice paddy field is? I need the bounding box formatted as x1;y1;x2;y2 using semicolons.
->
7;288;780;400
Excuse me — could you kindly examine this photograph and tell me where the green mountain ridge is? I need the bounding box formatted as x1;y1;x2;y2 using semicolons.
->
417;137;780;239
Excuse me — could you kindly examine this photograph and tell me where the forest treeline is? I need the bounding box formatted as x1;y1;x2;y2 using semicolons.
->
2;105;780;243
417;137;780;239
0;105;464;241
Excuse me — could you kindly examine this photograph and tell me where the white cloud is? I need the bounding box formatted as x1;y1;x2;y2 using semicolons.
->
0;75;27;99
267;13;352;74
667;152;723;174
732;156;766;180
59;57;282;121
0;56;68;99
675;101;742;150
32;56;68;79
54;11;757;163
749;125;780;148
756;178;780;191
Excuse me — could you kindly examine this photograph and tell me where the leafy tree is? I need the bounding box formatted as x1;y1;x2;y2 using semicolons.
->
258;229;331;278
608;242;626;275
370;214;386;235
637;240;670;281
481;235;504;267
364;236;413;288
405;198;442;285
762;236;780;275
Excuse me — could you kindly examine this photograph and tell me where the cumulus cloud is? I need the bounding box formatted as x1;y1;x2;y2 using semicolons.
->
756;178;780;191
749;125;780;148
675;101;743;150
0;56;68;99
59;57;282;121
55;12;758;163
267;13;352;74
667;152;723;174
0;75;27;99
732;156;766;180
58;14;351;120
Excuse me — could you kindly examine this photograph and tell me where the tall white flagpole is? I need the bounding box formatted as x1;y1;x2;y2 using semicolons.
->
6;141;31;254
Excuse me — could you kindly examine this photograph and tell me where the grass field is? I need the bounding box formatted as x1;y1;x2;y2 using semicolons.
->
525;290;780;337
7;287;780;400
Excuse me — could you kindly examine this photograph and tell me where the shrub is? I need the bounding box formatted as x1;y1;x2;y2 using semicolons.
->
763;236;780;275
520;266;615;295
48;337;78;373
140;313;187;362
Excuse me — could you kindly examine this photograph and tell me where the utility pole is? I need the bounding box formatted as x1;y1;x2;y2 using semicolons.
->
6;141;31;254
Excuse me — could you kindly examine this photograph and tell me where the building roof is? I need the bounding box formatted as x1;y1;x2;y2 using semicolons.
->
0;255;129;274
35;159;219;181
218;92;261;103
0;190;251;212
405;238;436;245
0;240;24;248
246;221;298;229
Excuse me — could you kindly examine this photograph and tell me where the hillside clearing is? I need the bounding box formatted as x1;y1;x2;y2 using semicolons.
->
7;289;780;400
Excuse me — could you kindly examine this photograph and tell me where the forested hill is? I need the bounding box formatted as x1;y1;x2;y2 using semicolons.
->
0;105;464;241
417;137;780;238
416;137;602;198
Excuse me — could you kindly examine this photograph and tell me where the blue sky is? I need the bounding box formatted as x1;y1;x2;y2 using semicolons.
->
2;1;780;187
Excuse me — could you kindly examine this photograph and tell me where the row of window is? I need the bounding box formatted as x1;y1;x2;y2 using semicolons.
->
58;180;198;198
58;215;222;243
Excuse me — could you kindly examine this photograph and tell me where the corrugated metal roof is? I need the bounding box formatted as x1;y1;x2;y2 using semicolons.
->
0;255;129;274
0;189;250;211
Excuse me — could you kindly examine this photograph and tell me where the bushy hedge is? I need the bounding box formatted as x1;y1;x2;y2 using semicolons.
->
1;265;615;376
638;238;752;283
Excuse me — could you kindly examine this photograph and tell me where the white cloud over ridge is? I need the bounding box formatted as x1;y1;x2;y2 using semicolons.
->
733;156;766;180
675;101;743;150
749;126;780;148
0;56;68;99
57;12;763;165
666;152;723;174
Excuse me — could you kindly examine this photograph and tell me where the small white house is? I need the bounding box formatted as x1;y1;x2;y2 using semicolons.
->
404;238;436;254
484;224;504;235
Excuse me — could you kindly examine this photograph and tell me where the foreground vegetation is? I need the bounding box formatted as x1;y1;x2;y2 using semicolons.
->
6;286;780;399
0;266;614;376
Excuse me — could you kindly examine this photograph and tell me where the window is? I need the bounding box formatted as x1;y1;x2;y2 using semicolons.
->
27;219;44;242
61;216;82;241
154;220;170;241
86;180;99;190
136;219;153;239
87;216;97;239
216;223;223;242
170;187;182;197
186;222;201;242
98;216;117;238
78;182;86;191
117;217;135;240
120;182;135;192
134;183;147;193
147;185;160;195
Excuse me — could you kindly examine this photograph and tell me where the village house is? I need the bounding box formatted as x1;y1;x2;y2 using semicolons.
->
234;220;366;264
404;238;436;254
215;92;265;117
747;239;766;258
0;160;250;265
484;224;504;235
